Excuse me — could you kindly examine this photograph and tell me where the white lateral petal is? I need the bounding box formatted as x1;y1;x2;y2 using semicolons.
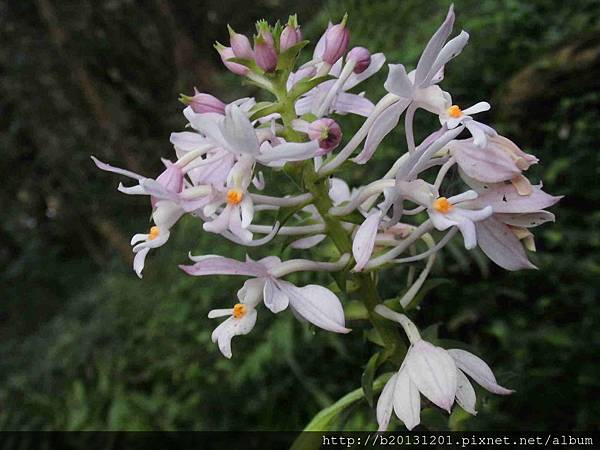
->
376;373;398;432
279;281;350;333
455;369;478;415
353;212;381;271
263;279;290;314
448;348;514;395
393;368;421;430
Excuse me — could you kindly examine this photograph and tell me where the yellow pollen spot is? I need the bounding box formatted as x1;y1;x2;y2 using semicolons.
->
148;226;160;240
447;105;462;118
433;197;453;214
226;188;244;205
232;303;246;319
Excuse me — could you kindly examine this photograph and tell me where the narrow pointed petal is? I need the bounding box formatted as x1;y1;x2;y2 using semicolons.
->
354;100;408;164
376;373;398;432
495;211;555;228
91;156;145;180
405;341;457;412
448;348;514;395
475;217;536;271
474;184;562;214
393;369;421;430
414;5;455;86
333;93;374;116
353;212;381;271
455;369;478;415
424;30;469;86
290;234;326;249
279;281;350;333
258;140;320;163
179;255;268;277
345;53;386;89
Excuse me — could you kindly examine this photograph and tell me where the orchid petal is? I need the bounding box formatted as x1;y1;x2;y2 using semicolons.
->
448;349;514;395
475;217;536;271
290;234;327;249
279;281;350;333
393;368;421;430
354;100;408;164
455;369;478;415
179;255;269;277
353;212;381;272
384;64;413;98
405;340;457;412
376;373;398;432
212;310;257;359
263;279;290;313
91;156;145;181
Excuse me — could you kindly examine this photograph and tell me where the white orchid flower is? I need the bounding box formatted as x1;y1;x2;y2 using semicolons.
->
375;305;513;431
181;254;351;358
397;179;492;249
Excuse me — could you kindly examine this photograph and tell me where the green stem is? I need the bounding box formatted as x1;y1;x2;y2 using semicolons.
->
275;76;402;359
302;163;401;357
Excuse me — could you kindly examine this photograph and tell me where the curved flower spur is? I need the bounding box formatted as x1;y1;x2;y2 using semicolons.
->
92;7;560;430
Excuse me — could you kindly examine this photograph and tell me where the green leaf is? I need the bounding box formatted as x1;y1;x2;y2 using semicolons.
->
248;102;281;121
276;40;309;72
361;352;385;407
293;372;394;441
288;75;334;100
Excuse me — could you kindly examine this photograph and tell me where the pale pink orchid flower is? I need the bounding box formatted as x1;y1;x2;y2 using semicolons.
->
180;254;351;358
397;179;493;250
375;305;513;431
460;180;562;271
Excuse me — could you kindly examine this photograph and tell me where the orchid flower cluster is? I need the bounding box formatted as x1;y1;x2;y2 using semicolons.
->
93;7;560;430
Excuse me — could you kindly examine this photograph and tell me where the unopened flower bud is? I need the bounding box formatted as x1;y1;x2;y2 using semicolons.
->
214;43;248;76
228;25;254;60
322;15;349;65
254;30;278;72
180;88;226;114
308;118;342;155
280;15;302;52
347;46;371;74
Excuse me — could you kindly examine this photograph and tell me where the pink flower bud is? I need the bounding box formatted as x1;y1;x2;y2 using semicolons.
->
254;30;278;72
215;43;248;76
180;88;226;114
322;17;349;65
308;118;342;155
152;163;183;208
347;46;371;74
228;25;254;60
280;17;302;52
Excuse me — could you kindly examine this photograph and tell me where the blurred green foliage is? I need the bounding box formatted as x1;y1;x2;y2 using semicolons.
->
1;0;598;432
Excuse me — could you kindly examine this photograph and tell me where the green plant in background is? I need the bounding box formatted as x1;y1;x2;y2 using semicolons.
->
1;0;598;434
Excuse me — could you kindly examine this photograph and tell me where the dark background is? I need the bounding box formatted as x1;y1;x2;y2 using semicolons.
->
1;0;598;431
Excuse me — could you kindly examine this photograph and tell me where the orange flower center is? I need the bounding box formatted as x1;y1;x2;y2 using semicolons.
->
433;197;453;214
226;188;244;205
447;105;462;118
148;226;160;240
232;303;246;319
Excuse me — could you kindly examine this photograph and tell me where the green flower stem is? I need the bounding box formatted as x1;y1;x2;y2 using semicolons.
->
274;72;402;359
302;164;401;358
